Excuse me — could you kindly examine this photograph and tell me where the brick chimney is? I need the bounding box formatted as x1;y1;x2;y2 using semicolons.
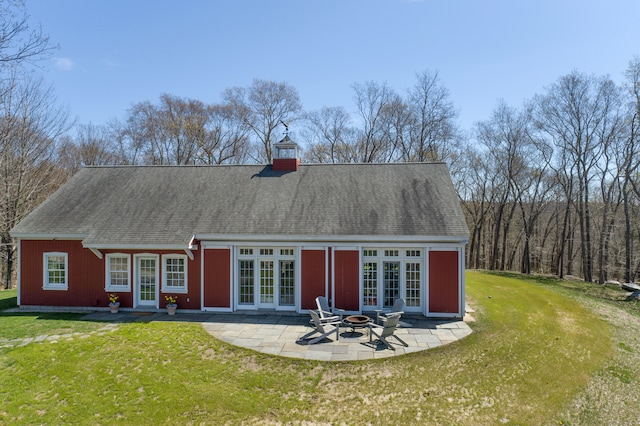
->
272;135;300;172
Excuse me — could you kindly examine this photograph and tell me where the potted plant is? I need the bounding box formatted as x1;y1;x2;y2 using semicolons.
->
108;293;120;314
165;295;178;315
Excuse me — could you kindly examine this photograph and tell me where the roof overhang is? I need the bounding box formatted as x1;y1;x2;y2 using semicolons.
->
194;233;469;244
10;233;87;240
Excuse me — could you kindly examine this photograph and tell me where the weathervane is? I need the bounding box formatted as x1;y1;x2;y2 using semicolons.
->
280;120;289;136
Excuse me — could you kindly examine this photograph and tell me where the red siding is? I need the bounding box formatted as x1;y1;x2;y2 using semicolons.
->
19;240;202;309
203;248;231;308
333;250;359;311
301;250;325;310
20;240;104;307
272;158;299;171
428;250;459;314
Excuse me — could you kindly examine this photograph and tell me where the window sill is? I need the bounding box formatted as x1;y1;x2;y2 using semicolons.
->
43;285;68;291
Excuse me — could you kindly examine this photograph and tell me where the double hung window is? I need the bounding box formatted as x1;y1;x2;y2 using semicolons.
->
105;254;131;291
162;255;188;293
43;252;68;290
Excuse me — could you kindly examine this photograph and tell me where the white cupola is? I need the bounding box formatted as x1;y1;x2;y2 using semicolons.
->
272;135;300;172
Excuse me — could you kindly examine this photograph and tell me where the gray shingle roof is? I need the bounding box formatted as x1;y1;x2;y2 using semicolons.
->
11;163;469;246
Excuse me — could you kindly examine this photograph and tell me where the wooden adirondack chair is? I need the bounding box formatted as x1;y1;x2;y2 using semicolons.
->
368;312;409;351
375;298;411;328
298;310;341;345
316;296;345;321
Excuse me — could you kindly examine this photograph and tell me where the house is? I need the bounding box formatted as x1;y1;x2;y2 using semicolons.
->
10;137;470;318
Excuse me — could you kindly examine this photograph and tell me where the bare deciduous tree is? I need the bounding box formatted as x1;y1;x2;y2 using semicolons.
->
1;74;71;289
302;106;358;163
223;79;302;163
534;71;622;282
0;0;56;69
57;123;123;175
405;70;460;162
352;81;397;163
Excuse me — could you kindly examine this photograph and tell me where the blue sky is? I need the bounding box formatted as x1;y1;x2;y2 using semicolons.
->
27;0;640;134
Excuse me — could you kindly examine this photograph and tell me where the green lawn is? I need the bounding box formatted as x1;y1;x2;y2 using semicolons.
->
0;272;619;424
0;289;107;340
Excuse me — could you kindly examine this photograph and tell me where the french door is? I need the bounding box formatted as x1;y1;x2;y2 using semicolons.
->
136;255;158;307
237;248;296;310
362;249;422;312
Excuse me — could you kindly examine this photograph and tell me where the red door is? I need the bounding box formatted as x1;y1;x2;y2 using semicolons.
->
333;250;359;311
428;251;459;314
203;248;231;308
301;250;326;310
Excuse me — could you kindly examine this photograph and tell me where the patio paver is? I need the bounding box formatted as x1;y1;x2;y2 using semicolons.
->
81;310;474;361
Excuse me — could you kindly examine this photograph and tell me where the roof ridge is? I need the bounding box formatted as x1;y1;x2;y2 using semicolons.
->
84;161;447;169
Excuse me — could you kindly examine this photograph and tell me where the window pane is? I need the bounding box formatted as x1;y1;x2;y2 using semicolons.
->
139;259;156;301
405;262;421;307
260;260;274;303
47;255;66;284
383;261;400;308
279;260;295;306
109;256;129;287
239;260;254;304
165;257;185;289
363;262;378;306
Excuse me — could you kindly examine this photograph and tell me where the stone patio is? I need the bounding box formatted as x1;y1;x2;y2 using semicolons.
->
83;309;474;361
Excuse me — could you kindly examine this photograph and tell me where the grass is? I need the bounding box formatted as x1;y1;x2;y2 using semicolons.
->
0;289;107;340
0;272;624;424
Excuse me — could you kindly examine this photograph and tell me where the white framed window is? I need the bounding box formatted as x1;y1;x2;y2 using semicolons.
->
361;247;423;312
43;252;68;290
235;246;297;310
105;254;131;291
162;254;188;293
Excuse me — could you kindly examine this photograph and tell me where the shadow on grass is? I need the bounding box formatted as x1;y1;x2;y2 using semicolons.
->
0;295;17;312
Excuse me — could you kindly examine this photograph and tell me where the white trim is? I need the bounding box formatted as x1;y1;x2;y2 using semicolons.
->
202;306;233;313
184;249;194;260
10;233;86;240
161;254;188;294
325;248;329;310
360;247;425;313
201;245;233;311
200;246;204;311
459;246;466;317
233;246;298;312
425;247;464;318
16;239;21;305
105;253;132;292
188;235;198;249
195;234;468;244
89;248;103;259
426;312;462;319
86;243;192;250
133;254;160;308
332;246;359;251
43;252;68;291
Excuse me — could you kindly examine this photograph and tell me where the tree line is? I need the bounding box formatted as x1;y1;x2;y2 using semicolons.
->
2;2;640;289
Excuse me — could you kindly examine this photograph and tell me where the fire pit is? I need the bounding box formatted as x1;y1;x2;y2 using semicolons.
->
343;315;372;336
345;315;370;325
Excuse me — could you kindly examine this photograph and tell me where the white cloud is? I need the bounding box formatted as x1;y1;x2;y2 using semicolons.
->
54;57;75;71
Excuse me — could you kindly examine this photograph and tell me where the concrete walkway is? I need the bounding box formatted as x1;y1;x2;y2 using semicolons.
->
81;310;474;361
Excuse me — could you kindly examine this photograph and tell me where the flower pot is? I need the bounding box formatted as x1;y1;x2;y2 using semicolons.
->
167;305;177;316
109;302;120;314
